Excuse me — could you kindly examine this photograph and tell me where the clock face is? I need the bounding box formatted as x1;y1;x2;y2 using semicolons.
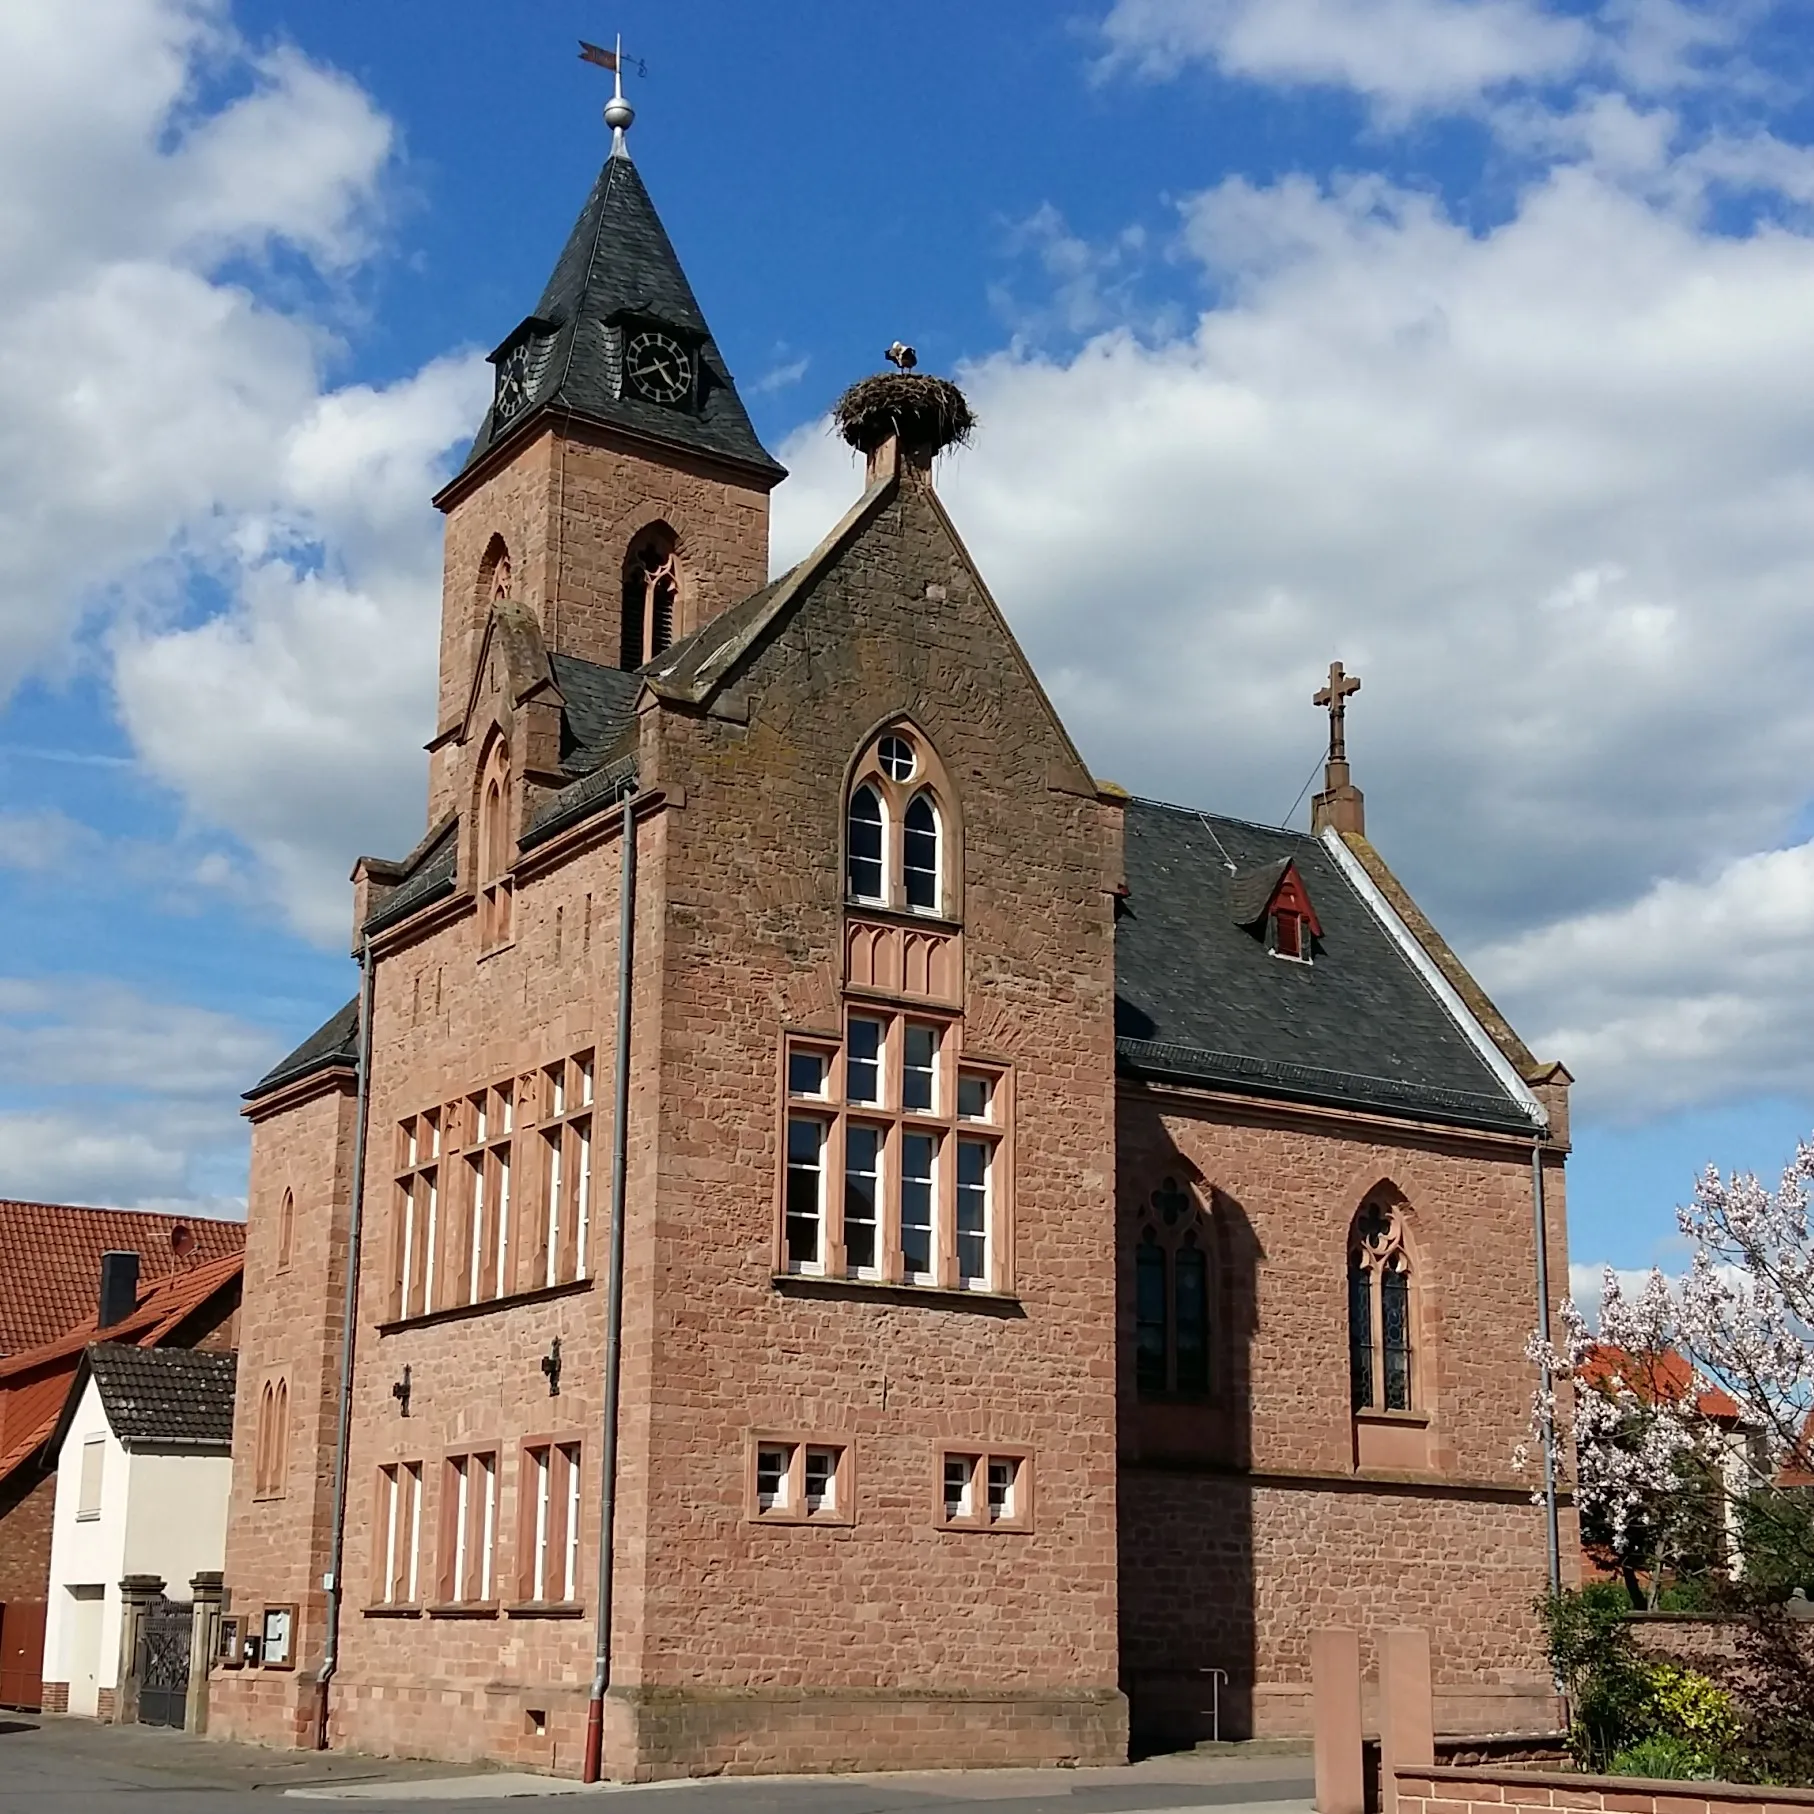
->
626;329;694;405
495;340;533;422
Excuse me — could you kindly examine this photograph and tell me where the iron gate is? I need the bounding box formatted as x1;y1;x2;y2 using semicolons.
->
134;1597;190;1728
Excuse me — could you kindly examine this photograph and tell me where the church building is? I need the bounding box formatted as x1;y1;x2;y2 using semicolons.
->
209;92;1574;1781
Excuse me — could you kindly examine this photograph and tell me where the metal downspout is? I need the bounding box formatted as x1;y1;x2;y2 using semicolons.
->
583;790;638;1784
1533;1138;1563;1598
315;935;377;1749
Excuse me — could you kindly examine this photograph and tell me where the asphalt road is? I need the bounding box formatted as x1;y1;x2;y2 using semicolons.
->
0;1716;1315;1814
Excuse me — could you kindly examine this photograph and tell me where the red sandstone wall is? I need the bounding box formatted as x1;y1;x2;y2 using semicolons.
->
211;1073;360;1750
319;473;1126;1779
1116;1088;1572;1746
606;478;1124;1776
429;426;771;826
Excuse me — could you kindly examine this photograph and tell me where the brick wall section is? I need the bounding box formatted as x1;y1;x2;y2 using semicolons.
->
1117;1090;1573;1746
1396;1763;1814;1814
210;1070;361;1751
0;1466;53;1608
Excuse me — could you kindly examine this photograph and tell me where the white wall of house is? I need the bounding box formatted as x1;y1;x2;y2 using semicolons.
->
122;1451;232;1586
41;1375;233;1717
43;1377;127;1716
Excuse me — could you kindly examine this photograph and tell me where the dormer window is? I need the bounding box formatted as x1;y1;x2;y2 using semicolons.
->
1269;908;1309;963
1230;856;1323;965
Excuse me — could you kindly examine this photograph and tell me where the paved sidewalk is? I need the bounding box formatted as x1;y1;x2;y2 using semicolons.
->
0;1711;1313;1814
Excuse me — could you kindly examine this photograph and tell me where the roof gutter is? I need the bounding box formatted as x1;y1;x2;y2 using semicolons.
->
316;933;377;1750
1318;828;1546;1129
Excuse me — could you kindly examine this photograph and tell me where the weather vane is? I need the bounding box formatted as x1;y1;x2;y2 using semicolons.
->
578;36;648;153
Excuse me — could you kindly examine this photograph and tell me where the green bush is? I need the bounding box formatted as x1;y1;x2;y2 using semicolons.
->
1609;1735;1716;1780
1648;1662;1739;1759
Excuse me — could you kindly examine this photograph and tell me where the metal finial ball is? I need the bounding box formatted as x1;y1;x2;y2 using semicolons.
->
604;95;635;132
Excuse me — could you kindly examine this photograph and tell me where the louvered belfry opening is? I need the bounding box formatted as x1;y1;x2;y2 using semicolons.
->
621;525;679;669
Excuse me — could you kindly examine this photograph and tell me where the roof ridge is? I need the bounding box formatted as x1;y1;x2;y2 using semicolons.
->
1125;795;1317;840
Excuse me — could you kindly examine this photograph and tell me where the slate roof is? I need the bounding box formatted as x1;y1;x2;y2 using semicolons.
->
455;148;784;487
0;1202;244;1359
79;1343;237;1450
247;997;360;1100
1114;801;1536;1133
550;653;640;778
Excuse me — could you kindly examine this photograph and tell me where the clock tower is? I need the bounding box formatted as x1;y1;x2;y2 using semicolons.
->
424;119;785;825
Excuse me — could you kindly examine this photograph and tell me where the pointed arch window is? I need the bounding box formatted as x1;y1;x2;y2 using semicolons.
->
254;1377;289;1501
275;1187;295;1274
1131;1177;1216;1401
477;737;513;949
1348;1198;1415;1412
903;792;940;912
847;786;884;902
621;525;680;669
843;728;956;919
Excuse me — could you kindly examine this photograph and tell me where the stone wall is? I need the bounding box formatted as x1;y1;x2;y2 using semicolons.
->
210;1068;360;1751
1117;1090;1572;1747
1396;1763;1814;1814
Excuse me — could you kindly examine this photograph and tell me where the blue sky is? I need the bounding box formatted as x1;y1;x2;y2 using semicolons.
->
3;0;1814;1291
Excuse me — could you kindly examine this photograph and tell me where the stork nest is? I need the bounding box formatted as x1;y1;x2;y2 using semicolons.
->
833;372;975;457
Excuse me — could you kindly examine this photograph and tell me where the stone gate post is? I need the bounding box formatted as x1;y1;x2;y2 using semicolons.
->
114;1575;165;1725
186;1573;224;1735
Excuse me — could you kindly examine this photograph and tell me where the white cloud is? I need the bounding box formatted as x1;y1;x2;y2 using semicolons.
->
1477;841;1814;1118
0;977;284;1211
1100;0;1591;115
0;0;483;938
774;125;1814;1120
1099;0;1760;122
112;353;488;942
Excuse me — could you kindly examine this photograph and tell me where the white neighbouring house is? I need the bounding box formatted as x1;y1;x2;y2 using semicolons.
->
41;1344;236;1720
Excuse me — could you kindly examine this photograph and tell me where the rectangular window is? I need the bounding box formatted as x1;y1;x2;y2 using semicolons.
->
781;1016;1008;1291
377;1462;423;1605
390;1113;444;1321
442;1451;497;1604
957;1071;993;1121
843;1123;881;1273
748;1438;852;1524
900;1131;936;1279
846;1017;883;1105
76;1438;104;1520
785;1117;826;1271
902;1023;937;1113
520;1442;581;1605
938;1448;1032;1531
788;1048;829;1098
534;1052;594;1289
956;1139;990;1286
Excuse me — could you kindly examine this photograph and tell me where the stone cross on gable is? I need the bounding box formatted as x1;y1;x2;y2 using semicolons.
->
1314;661;1361;763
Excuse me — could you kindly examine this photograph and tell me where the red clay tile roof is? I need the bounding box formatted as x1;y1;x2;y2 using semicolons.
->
1581;1342;1746;1424
0;1249;243;1481
0;1200;243;1358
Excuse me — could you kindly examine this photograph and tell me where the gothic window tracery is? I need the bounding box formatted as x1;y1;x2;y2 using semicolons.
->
1133;1177;1216;1401
621;525;680;669
1348;1197;1415;1412
843;728;955;919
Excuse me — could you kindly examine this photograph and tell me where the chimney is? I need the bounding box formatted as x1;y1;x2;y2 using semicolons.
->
98;1251;140;1329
